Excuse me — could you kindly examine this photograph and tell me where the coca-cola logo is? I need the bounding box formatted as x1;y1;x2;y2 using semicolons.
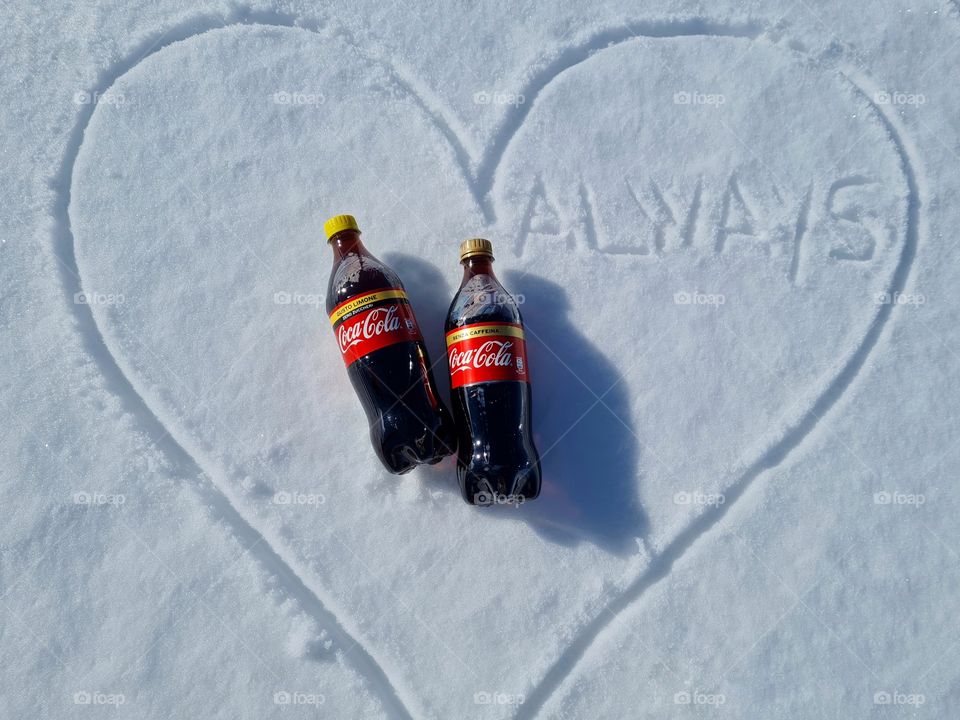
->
449;340;516;374
337;304;401;353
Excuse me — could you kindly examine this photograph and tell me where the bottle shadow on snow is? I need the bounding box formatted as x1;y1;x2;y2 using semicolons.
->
504;271;648;556
386;254;648;556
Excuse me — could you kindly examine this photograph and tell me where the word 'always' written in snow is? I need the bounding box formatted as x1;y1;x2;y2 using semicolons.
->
511;172;900;284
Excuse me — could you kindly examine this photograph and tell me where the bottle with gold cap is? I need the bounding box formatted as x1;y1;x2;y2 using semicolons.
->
444;239;541;505
324;214;455;473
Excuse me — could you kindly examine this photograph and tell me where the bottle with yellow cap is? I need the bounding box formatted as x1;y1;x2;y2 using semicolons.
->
444;239;541;505
324;214;455;473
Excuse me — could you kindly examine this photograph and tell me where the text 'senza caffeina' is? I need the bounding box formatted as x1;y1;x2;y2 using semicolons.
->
445;323;529;388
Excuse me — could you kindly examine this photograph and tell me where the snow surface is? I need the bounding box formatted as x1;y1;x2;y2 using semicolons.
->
3;1;960;718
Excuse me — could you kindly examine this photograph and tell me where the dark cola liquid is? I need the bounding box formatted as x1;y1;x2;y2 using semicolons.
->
327;230;454;474
445;255;541;504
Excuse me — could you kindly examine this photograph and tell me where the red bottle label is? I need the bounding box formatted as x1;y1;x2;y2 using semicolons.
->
329;288;422;366
446;322;529;388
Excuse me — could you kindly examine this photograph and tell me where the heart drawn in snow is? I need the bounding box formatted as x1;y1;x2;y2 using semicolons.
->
68;21;914;719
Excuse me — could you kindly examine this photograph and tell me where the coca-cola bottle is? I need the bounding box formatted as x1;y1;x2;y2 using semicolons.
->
445;238;541;505
325;214;455;473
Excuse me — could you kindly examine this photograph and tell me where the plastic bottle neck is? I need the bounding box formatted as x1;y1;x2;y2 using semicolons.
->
329;230;366;261
461;254;496;284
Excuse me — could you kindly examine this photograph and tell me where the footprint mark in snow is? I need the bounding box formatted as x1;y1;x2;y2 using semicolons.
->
53;9;923;720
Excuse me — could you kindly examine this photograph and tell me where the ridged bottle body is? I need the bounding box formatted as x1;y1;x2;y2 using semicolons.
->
446;268;541;504
327;235;454;473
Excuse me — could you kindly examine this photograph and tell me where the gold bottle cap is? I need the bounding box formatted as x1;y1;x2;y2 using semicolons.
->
459;238;494;261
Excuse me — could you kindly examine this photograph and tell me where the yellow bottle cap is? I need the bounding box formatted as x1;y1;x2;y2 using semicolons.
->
324;214;359;241
459;238;494;261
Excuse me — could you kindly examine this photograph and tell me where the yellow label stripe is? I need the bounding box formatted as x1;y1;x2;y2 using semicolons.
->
329;289;407;325
445;323;525;347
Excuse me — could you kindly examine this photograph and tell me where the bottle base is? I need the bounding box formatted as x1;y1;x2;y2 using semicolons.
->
458;465;541;506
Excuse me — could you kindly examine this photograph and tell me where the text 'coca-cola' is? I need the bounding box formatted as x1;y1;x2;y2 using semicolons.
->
446;323;529;388
329;288;422;366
